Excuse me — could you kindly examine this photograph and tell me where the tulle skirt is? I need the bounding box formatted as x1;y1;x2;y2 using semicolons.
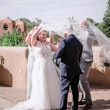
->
4;58;60;110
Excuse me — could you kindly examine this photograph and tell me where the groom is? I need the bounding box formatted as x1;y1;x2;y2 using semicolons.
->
53;25;83;110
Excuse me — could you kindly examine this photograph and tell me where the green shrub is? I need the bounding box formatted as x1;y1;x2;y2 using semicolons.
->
0;29;27;46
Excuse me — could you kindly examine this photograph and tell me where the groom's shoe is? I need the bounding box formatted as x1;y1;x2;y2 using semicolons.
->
83;102;93;110
78;99;86;105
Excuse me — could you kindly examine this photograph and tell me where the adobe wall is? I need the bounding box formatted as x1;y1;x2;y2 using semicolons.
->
89;46;110;86
0;46;110;89
0;47;28;89
0;17;27;37
0;17;15;37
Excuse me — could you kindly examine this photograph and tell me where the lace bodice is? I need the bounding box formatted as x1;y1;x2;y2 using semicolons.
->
33;41;51;59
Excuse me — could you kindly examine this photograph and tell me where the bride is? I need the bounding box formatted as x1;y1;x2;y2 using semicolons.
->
4;27;60;110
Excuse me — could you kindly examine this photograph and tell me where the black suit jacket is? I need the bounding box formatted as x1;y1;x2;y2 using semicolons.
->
53;34;83;78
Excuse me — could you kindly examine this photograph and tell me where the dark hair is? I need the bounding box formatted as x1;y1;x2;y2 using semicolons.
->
37;30;48;40
36;36;39;41
39;30;47;35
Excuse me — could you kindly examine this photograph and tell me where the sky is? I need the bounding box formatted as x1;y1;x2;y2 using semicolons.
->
0;0;108;25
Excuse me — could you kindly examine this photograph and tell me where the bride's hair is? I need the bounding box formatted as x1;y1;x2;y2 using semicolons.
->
39;29;48;35
36;35;39;41
37;30;48;40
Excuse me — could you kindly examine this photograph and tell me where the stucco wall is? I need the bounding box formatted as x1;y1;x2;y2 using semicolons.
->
89;46;110;86
0;47;28;89
0;46;110;89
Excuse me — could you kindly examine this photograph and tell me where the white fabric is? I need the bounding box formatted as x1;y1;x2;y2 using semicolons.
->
70;20;110;64
77;27;95;61
4;41;60;110
39;22;64;37
39;20;110;64
87;22;110;64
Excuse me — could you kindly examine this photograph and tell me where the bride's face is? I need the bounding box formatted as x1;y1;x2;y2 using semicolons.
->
39;31;47;42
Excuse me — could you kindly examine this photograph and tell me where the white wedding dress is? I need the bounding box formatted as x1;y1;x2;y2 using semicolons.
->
5;41;60;110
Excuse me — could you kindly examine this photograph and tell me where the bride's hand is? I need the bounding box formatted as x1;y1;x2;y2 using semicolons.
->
56;38;63;48
57;38;63;43
33;26;38;30
48;31;54;43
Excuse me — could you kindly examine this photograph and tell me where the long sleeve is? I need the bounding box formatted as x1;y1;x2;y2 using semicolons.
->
53;40;65;59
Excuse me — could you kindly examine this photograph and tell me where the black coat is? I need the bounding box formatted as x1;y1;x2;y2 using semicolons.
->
53;34;83;78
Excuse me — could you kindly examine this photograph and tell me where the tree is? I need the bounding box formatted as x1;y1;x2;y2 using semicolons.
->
87;18;97;25
19;18;37;32
101;0;110;38
34;18;42;26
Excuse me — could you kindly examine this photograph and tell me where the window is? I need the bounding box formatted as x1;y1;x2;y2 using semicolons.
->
3;23;8;30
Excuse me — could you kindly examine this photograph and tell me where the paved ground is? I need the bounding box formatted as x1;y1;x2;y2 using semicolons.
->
0;85;110;110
